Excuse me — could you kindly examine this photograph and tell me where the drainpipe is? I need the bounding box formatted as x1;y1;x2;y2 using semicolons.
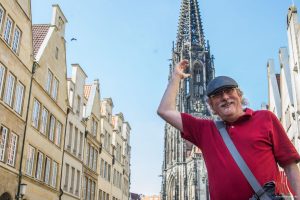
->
59;107;70;200
16;61;38;200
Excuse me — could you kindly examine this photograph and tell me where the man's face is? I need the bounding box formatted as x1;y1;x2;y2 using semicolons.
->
208;87;244;122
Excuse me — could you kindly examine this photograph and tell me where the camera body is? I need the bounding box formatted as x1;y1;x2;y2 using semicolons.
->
249;182;285;200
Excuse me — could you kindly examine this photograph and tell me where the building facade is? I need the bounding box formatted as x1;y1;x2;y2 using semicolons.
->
0;0;33;199
23;4;68;200
0;1;132;200
61;64;88;200
161;0;215;199
267;5;300;154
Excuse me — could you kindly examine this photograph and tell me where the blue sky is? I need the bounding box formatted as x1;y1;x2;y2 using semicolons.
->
32;0;299;196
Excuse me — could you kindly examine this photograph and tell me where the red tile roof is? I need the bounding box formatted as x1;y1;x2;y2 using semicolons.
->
84;85;92;99
32;24;50;58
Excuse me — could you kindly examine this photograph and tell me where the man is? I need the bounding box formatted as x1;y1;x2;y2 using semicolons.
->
157;60;300;200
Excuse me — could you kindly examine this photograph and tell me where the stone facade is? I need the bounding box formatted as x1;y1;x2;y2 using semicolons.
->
0;0;33;199
267;5;300;154
0;1;132;200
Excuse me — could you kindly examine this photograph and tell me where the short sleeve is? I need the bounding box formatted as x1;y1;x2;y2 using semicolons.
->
180;113;213;148
270;112;300;167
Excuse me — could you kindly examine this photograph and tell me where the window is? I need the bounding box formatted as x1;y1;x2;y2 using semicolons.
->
46;70;53;93
49;115;55;141
55;121;62;146
76;95;81;116
0;65;6;98
67;122;73;150
70;167;75;193
4;73;15;106
44;157;51;184
93;149;97;171
89;145;93;169
75;170;80;196
32;99;41;128
51;77;58;100
14;82;24;114
85;143;90;165
0;6;4;32
12;27;21;53
35;152;44;180
196;74;201;82
40;107;49;135
107;164;111;182
0;126;8;161
64;163;69;190
92;118;97;136
25;145;35;176
79;131;83;159
83;176;87;200
51;161;58;188
87;178;91;200
73;127;78;154
3;16;12;44
69;89;74;107
7;132;18;166
91;181;95;200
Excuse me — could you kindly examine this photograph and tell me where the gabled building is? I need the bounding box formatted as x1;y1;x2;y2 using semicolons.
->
82;79;102;200
161;0;215;199
267;5;300;154
23;5;68;200
61;64;88;200
99;98;131;200
0;0;33;199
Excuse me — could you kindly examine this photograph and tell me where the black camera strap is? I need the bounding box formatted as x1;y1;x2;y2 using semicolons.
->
214;120;271;200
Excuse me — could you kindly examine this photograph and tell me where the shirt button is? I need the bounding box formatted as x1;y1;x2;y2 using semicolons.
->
231;126;234;128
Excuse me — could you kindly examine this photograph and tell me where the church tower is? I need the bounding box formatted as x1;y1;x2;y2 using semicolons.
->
161;0;215;199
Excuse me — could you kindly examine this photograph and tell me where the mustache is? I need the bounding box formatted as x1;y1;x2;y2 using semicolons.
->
219;99;234;108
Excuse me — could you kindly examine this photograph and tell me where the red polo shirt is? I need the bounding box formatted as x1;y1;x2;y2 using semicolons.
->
181;108;300;200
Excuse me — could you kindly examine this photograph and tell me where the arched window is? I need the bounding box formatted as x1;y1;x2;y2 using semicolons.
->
0;192;12;200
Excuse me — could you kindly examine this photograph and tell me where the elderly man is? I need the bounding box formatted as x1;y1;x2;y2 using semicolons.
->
157;60;300;200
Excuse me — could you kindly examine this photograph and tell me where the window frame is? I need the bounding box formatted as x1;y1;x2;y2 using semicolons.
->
14;81;25;114
0;64;6;98
12;26;21;54
0;126;8;162
3;72;16;107
3;16;13;44
25;145;35;176
6;132;18;166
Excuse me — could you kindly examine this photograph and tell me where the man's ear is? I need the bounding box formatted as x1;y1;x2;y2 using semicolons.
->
208;98;217;115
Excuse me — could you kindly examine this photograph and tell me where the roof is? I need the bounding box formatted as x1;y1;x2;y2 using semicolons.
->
32;24;50;58
84;85;92;99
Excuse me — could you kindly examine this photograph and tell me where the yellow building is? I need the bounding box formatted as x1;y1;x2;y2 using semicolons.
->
99;99;131;200
82;79;102;200
22;5;68;200
0;0;33;199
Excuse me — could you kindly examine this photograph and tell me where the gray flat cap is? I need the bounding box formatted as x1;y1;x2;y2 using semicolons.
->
206;76;238;97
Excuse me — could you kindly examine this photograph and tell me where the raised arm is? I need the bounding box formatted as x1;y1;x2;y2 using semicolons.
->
284;162;300;199
157;60;190;132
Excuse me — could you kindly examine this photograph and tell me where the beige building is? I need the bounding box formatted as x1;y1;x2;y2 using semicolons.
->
82;79;102;200
99;99;131;200
267;5;300;153
0;0;33;199
61;64;88;200
0;1;132;199
22;5;68;200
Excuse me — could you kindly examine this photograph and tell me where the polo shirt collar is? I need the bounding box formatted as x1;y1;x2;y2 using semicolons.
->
224;108;253;125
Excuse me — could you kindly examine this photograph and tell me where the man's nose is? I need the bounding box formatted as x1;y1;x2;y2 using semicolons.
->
220;91;230;99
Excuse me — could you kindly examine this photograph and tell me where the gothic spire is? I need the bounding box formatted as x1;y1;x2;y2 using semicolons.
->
176;0;205;50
